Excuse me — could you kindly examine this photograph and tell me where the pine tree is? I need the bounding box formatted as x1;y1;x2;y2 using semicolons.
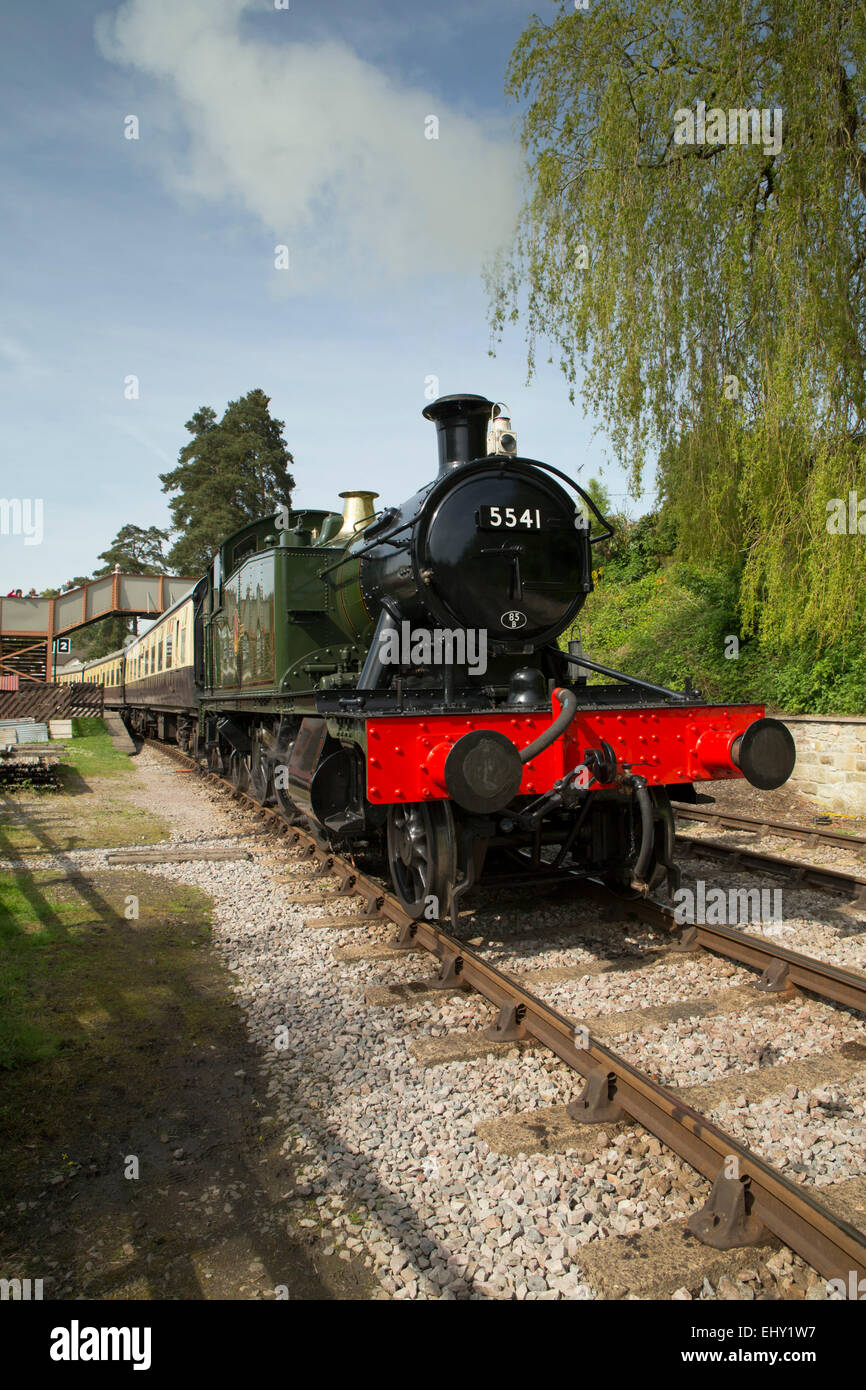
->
96;524;169;577
161;390;294;573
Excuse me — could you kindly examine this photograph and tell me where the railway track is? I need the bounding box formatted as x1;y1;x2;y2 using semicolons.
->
673;803;866;855
143;737;866;1290
577;879;866;1014
672;811;866;910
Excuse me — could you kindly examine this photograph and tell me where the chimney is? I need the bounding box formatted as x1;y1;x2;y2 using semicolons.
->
422;394;494;477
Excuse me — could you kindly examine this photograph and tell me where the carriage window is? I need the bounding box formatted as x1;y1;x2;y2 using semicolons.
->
166;635;173;669
179;622;186;664
157;640;163;671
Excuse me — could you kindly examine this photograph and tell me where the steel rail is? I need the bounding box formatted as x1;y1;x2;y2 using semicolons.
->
673;803;866;853
267;817;866;1282
675;831;866;907
573;877;866;1013
142;738;866;1282
399;917;866;1284
685;922;866;1012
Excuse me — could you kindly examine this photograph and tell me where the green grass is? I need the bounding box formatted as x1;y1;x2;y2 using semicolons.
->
0;872;100;1068
0;719;169;853
0;869;212;1071
59;718;133;780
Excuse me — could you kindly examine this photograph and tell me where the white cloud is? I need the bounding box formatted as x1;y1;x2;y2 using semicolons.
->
95;0;520;285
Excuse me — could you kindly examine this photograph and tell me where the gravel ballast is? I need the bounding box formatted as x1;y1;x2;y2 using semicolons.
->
7;745;865;1301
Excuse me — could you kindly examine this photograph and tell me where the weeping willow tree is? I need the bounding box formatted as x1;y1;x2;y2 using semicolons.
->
490;0;866;651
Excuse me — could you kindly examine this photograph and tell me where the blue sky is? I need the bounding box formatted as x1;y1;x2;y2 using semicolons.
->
1;0;640;592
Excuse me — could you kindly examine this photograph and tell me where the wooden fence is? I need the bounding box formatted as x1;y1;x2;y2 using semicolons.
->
0;682;104;722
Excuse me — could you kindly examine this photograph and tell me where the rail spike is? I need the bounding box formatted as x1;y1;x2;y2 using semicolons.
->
388;919;418;951
669;926;700;953
566;1066;625;1124
483;1003;527;1042
425;954;466;992
687;1171;769;1250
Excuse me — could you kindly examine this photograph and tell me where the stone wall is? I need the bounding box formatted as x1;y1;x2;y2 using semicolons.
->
781;716;866;814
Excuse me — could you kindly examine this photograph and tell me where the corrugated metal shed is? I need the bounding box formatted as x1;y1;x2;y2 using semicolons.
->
0;719;49;743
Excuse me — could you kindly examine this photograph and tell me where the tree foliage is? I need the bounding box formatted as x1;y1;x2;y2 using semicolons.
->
491;0;866;649
95;524;168;577
160;389;295;574
76;524;171;659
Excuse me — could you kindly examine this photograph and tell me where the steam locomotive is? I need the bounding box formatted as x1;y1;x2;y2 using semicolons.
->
62;393;796;922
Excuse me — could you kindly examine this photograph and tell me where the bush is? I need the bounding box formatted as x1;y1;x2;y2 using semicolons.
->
565;562;866;714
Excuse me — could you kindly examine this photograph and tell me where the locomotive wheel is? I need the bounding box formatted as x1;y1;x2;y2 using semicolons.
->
248;747;272;805
228;750;248;793
248;758;271;804
386;801;457;920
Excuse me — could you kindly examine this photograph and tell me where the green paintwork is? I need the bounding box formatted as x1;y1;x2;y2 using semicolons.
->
327;552;373;644
203;508;374;702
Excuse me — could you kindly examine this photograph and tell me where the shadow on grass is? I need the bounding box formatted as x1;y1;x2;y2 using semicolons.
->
0;778;488;1301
